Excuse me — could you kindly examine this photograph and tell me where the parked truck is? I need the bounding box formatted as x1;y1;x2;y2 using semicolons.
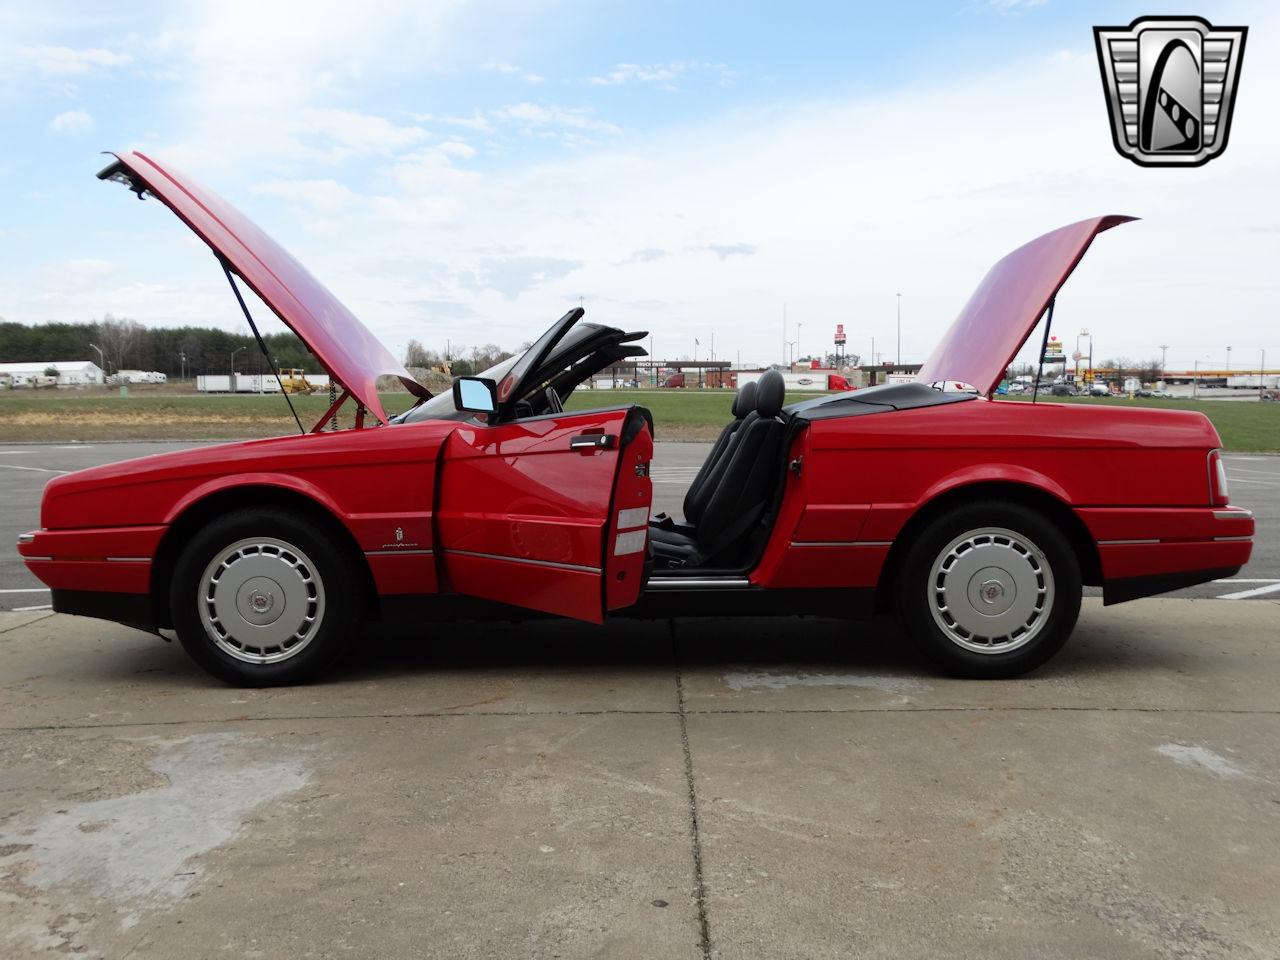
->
738;370;853;391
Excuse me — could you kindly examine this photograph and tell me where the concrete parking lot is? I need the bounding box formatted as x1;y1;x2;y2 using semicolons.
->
2;442;1279;958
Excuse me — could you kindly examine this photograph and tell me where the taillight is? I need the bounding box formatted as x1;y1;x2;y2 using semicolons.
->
1208;450;1229;505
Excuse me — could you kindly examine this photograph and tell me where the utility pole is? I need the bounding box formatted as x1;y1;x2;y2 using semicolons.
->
796;322;802;365
1262;349;1267;401
1158;344;1169;384
896;293;902;367
1226;345;1232;371
782;303;787;367
1193;359;1199;399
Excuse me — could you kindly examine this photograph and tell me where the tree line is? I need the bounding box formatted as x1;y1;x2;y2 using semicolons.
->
0;317;517;380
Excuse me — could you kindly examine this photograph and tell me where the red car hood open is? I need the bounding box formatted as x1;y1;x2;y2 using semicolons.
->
917;215;1136;397
100;151;427;424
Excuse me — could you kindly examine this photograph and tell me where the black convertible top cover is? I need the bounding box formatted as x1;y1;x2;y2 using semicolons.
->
786;381;976;421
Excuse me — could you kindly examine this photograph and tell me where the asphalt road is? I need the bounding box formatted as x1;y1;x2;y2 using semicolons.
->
2;442;1278;608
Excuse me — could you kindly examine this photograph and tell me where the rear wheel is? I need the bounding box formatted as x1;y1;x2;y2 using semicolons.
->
895;501;1081;678
170;508;359;686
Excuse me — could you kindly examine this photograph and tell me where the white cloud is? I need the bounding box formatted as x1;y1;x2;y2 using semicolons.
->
491;101;620;136
142;0;464;168
484;60;544;84
20;44;132;75
588;60;730;90
47;108;93;135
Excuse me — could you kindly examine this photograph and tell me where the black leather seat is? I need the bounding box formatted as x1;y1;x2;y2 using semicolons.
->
650;370;787;567
652;380;757;539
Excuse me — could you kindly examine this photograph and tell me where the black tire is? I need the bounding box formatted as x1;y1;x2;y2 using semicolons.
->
169;507;360;686
894;500;1081;679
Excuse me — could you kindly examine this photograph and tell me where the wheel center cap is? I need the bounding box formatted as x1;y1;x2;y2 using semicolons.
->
236;576;285;626
966;566;1016;617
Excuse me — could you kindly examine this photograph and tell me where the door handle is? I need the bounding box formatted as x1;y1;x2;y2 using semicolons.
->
570;433;616;451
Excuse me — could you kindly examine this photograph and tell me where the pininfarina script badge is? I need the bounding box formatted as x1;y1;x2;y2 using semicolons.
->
1093;16;1247;167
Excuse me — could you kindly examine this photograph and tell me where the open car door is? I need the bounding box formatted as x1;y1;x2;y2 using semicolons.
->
436;406;654;622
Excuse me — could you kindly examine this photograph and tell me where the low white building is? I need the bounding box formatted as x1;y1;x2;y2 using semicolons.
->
0;360;105;387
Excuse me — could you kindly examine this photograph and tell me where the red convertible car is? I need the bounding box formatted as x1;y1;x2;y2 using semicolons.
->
19;152;1254;685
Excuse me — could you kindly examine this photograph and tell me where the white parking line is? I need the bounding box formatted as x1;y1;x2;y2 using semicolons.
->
0;450;31;455
1225;478;1280;486
0;588;51;594
1217;583;1280;600
1212;579;1280;584
11;604;52;612
0;464;70;475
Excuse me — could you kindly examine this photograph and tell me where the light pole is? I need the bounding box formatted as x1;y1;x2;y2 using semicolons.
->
88;343;105;379
1226;345;1232;372
787;341;797;367
896;293;902;367
796;322;802;365
231;346;244;375
1158;343;1169;385
781;303;787;366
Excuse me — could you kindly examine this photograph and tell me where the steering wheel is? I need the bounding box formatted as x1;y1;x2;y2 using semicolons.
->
544;386;563;413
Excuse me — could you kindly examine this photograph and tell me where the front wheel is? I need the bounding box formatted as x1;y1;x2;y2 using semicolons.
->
895;502;1081;678
169;508;359;686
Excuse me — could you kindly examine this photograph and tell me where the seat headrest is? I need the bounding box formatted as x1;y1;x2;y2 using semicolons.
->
755;369;785;417
732;380;757;418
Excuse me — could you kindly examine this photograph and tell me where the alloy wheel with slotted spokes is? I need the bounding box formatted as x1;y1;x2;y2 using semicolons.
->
927;526;1055;655
198;537;326;665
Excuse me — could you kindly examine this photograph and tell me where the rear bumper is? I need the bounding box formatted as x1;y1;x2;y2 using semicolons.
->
1078;506;1254;604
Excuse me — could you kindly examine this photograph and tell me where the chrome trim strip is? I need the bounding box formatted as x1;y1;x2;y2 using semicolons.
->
790;540;893;548
364;548;434;557
23;556;53;562
17;532;35;544
444;548;600;574
1097;539;1160;545
106;557;150;563
1214;509;1253;520
1214;535;1253;542
646;577;752;590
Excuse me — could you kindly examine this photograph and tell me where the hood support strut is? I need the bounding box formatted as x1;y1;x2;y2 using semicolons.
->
1031;296;1056;404
218;255;306;435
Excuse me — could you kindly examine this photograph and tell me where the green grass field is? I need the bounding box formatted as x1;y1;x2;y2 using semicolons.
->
996;394;1280;452
0;386;1276;450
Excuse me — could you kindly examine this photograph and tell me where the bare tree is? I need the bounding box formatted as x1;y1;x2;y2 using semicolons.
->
95;314;145;373
404;339;436;368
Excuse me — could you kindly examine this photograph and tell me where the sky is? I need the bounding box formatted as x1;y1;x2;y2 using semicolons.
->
1;0;1277;373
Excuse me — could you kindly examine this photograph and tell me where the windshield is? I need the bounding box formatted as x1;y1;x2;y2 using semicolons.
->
392;320;620;425
393;354;519;425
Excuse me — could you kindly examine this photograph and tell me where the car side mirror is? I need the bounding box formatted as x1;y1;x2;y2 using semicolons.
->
452;376;498;414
